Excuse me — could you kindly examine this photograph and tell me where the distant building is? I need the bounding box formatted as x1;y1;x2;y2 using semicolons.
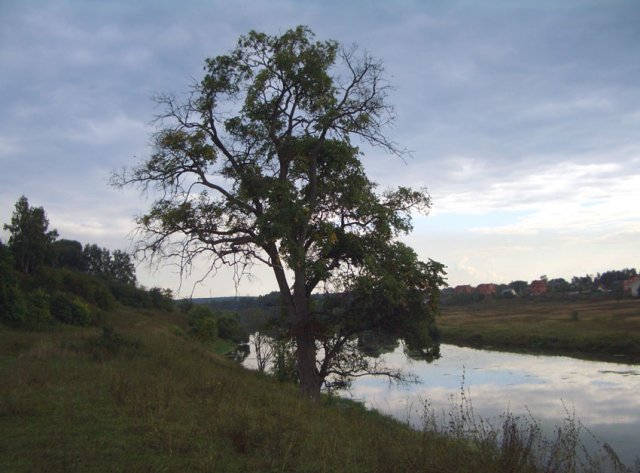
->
530;280;547;295
624;276;640;297
476;283;497;296
501;288;517;298
454;285;474;294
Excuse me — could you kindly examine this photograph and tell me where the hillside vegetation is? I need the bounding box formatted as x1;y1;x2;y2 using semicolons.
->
0;308;481;471
3;306;630;472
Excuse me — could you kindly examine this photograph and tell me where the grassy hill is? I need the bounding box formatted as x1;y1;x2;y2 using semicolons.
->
0;306;629;472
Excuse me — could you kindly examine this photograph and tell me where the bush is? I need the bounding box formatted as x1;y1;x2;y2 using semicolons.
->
50;291;93;326
83;326;141;361
188;305;218;343
109;282;174;311
25;288;53;326
0;283;27;326
59;269;115;310
218;313;247;343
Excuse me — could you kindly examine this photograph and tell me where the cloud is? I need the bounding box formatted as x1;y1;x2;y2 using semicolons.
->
2;0;640;294
62;114;148;147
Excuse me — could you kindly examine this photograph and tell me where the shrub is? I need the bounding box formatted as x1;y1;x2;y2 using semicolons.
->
188;305;218;343
50;291;93;326
25;288;53;325
218;313;247;343
0;283;27;326
83;326;141;361
59;269;115;310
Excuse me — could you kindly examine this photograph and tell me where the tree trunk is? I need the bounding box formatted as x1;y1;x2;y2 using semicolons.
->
269;257;323;400
295;328;322;401
292;274;322;401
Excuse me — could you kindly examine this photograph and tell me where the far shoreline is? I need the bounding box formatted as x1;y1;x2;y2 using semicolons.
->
438;297;640;365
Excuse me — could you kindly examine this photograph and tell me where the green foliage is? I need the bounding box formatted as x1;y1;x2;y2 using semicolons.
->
177;298;194;313
147;286;174;311
188;305;218;342
0;199;174;329
0;241;27;325
571;275;595;292
107;283;173;311
217;312;247;343
3;196;58;274
82;244;136;286
114;26;446;398
270;337;298;383
52;239;85;270
547;278;570;293
58;268;116;310
595;268;637;290
24;288;53;326
49;291;93;326
508;280;529;295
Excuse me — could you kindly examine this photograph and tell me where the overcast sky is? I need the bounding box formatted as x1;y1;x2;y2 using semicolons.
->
1;0;639;298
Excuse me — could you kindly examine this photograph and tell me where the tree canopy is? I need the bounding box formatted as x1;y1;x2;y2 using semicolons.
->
114;26;445;399
3;195;58;274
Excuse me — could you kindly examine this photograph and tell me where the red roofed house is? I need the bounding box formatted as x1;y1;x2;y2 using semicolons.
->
454;285;474;294
475;284;497;296
530;280;547;295
623;276;640;297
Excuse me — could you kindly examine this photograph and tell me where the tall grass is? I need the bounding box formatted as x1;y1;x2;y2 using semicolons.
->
417;374;633;473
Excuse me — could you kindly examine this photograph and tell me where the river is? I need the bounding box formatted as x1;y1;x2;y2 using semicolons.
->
243;340;640;468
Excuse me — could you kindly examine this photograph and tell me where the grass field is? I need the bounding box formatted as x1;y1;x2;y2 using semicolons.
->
0;306;632;472
439;297;640;363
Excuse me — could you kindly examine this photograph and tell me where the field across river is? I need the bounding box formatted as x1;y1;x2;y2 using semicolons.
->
438;297;640;363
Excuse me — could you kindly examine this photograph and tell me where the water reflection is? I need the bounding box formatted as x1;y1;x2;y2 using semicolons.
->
242;340;640;467
345;344;640;468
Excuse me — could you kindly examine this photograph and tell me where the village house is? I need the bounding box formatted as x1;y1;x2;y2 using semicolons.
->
453;285;474;294
530;279;547;295
623;276;640;297
475;283;497;296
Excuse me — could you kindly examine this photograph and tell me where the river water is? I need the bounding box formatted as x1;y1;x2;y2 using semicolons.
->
243;341;640;468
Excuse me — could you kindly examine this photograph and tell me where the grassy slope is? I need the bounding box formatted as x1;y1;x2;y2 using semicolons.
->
439;297;640;362
0;307;545;473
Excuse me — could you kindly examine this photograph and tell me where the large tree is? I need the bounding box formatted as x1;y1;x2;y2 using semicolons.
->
114;26;445;399
3;196;58;274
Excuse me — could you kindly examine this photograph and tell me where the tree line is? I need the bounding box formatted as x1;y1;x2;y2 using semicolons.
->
443;269;638;305
0;196;173;327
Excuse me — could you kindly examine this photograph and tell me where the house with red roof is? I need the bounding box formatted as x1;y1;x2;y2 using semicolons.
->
530;280;547;295
623;276;640;297
475;283;497;296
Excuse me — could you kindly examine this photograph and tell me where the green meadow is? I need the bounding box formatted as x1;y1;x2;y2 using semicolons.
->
3;305;628;472
439;297;640;363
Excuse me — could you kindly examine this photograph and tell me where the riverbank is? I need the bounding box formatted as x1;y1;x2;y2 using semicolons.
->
3;306;606;473
439;297;640;363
